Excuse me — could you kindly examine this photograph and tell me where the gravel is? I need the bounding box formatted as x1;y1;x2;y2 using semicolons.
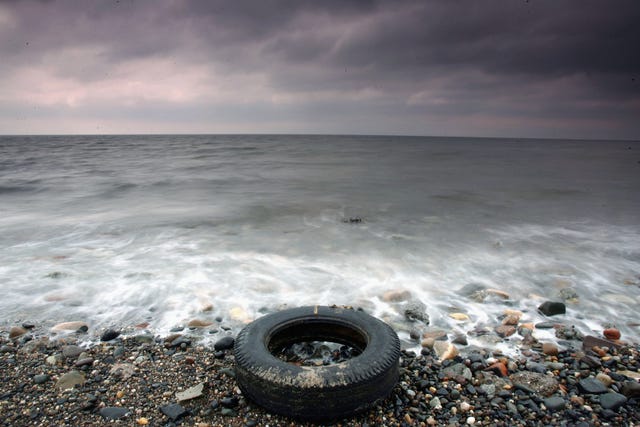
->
1;323;640;426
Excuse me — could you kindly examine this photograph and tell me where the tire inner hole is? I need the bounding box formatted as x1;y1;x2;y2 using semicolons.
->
267;321;367;366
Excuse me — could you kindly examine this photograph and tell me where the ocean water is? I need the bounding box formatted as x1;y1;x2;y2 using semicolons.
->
1;134;639;351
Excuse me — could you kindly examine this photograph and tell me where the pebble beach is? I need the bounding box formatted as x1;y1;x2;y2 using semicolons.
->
2;306;640;427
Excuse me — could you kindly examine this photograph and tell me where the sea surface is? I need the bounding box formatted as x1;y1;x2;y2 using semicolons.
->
1;134;639;351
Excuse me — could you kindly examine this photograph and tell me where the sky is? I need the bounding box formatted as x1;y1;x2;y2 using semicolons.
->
0;0;639;140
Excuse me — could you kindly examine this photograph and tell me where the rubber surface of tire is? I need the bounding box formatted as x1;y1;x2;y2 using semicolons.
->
234;306;401;420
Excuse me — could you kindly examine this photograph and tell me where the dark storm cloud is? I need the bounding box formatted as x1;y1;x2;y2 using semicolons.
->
0;0;639;138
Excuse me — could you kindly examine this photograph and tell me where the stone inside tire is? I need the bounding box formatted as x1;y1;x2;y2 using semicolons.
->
233;305;401;421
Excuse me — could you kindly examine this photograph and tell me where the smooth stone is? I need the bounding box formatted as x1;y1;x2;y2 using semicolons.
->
509;371;558;396
382;289;412;302
100;329;120;341
583;335;622;350
51;321;89;332
176;382;204;401
495;325;516;338
404;300;429;323
214;336;235;351
543;396;566;411
538;301;566;316
55;370;85;390
433;341;458;361
599;392;627;410
449;313;470;322
220;396;239;408
100;407;130;420
187;319;213;328
486;288;510;299
596;373;614;387
220;408;237;416
621;381;640;398
452;334;468;345
74;357;94;367
603;328;621;340
134;334;154;344
578;377;608;394
429;396;442;409
62;345;83;359
617;370;640;381
9;326;28;339
535;322;556;329
542;342;559;356
34;374;50;384
160;403;188;421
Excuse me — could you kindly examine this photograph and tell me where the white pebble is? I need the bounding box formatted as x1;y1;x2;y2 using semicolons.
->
460;401;471;412
467;416;476;425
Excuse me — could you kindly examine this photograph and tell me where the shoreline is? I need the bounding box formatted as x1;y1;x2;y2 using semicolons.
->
1;321;639;426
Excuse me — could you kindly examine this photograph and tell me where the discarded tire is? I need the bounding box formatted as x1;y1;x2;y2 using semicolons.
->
234;305;401;420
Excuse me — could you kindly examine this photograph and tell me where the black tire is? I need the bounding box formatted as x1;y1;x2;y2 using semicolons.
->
233;305;401;421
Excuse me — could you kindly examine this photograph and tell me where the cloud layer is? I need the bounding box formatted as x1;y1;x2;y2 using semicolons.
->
1;0;639;139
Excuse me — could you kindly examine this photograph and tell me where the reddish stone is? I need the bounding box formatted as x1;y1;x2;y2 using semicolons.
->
603;328;621;340
485;362;508;377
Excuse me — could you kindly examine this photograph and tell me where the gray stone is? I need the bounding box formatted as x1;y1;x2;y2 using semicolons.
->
443;363;472;381
55;370;85;390
99;407;130;420
621;381;640;398
599;392;627;410
404;300;429;323
100;329;120;342
61;345;83;359
509;371;559;397
582;335;621;351
160;403;188;421
537;301;566;316
134;334;154;344
176;382;204;401
543;396;566;411
429;396;442;409
34;374;50;384
578;377;608;394
214;336;235;351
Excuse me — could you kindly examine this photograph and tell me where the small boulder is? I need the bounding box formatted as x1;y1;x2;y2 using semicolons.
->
599;392;627;411
538;301;566;316
214;336;235;351
55;370;85;390
101;329;120;342
9;326;28;339
603;328;621;340
160;403;188;421
100;407;130;420
404;300;429;323
578;377;608;394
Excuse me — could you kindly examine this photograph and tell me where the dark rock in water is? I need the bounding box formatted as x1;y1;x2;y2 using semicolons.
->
535;322;556;329
404;300;429;324
160;403;188;421
21;323;35;329
214;336;235;351
342;217;363;224
599;392;627;410
543;396;566;411
578;378;608;394
452;334;468;345
621;381;640;398
99;407;130;420
101;329;120;341
538;301;566;316
459;283;488;302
